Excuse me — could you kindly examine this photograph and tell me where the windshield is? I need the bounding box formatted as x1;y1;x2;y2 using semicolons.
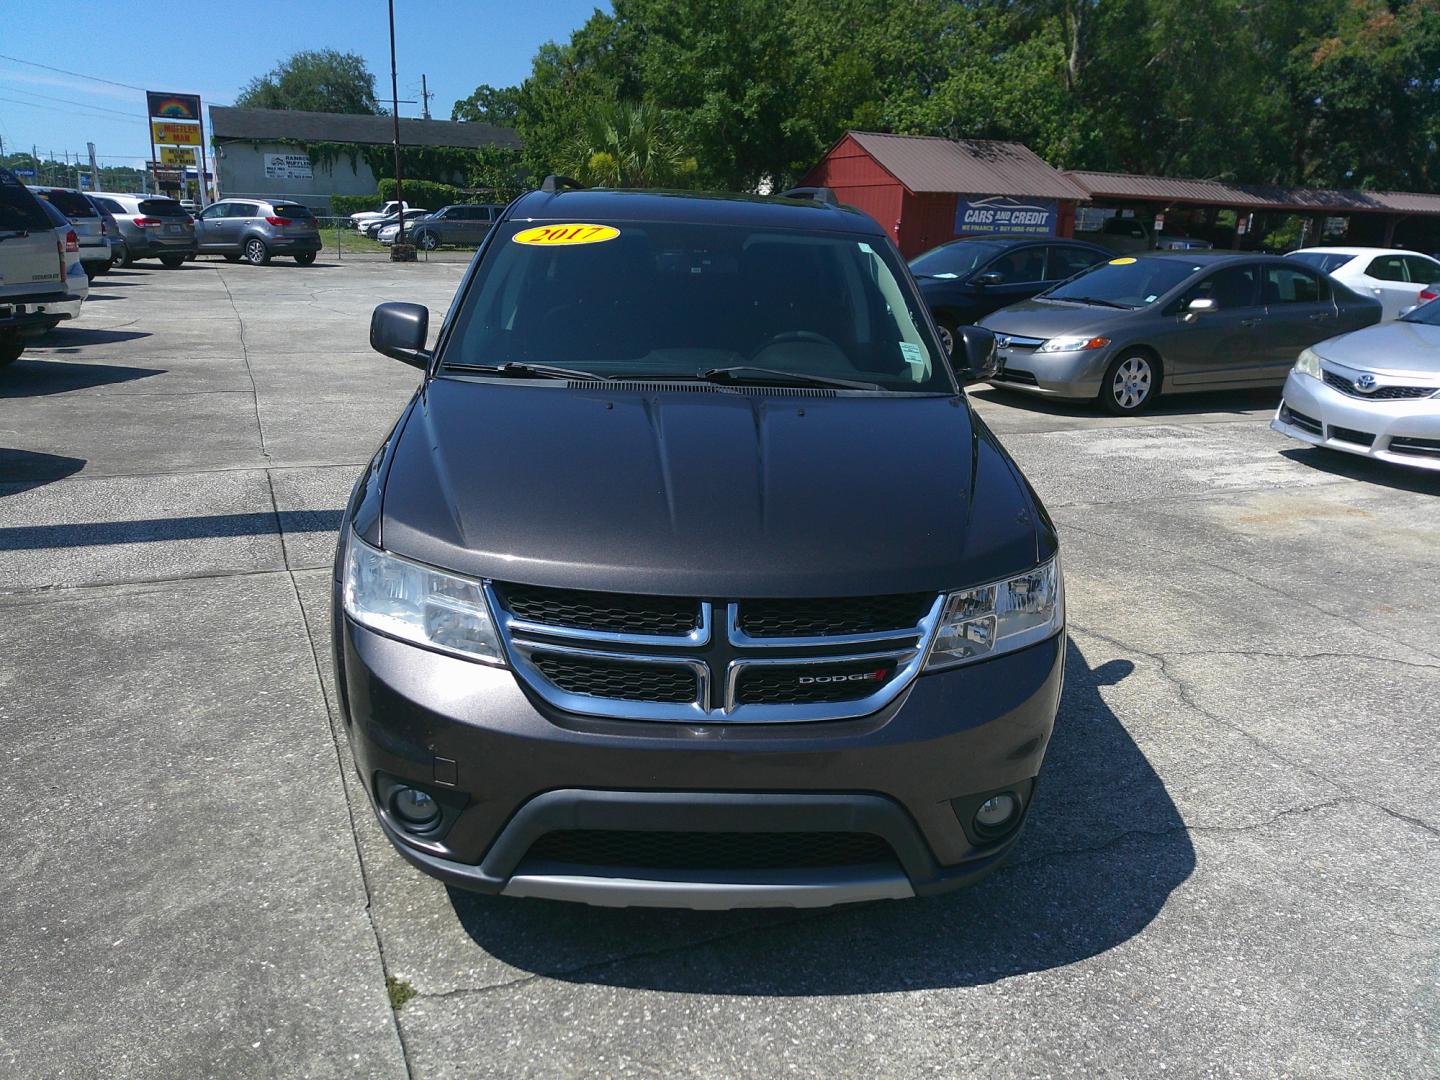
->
272;203;313;219
1044;257;1202;308
35;188;98;218
445;220;950;392
909;241;1002;279
1401;297;1440;325
139;198;188;219
1289;251;1353;274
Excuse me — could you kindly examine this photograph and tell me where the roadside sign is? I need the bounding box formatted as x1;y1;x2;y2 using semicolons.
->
159;147;194;165
954;196;1058;237
151;120;201;146
13;167;35;177
146;92;202;121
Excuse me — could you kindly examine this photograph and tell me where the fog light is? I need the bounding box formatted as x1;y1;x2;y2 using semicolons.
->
975;793;1018;829
392;787;440;829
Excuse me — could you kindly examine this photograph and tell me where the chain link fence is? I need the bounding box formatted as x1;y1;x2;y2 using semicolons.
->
312;217;480;263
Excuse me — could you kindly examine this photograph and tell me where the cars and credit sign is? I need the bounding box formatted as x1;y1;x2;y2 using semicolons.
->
955;196;1058;236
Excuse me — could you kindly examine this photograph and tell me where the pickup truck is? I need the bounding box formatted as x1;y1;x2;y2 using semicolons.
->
349;200;411;231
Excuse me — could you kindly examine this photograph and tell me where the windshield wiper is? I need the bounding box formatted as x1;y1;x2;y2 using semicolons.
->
698;366;884;391
443;362;610;381
1050;295;1132;309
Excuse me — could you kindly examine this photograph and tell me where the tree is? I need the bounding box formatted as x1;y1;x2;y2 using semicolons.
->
560;100;698;188
236;50;380;114
452;84;521;126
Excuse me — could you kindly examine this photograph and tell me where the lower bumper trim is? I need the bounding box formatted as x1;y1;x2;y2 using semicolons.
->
502;865;914;909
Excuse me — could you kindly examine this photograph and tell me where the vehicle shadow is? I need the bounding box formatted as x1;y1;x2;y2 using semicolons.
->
1280;446;1440;495
971;384;1280;418
36;328;151;352
446;637;1194;993
0;358;163;397
0;509;343;549
0;449;86;494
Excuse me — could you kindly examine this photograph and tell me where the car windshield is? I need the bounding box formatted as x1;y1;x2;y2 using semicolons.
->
1289;251;1353;274
36;188;98;218
139;198;189;218
1044;257;1202;308
445;220;951;392
273;203;313;219
1401;298;1440;325
0;173;52;231
909;241;1002;279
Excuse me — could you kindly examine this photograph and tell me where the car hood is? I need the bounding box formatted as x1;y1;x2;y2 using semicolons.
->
978;298;1132;339
378;380;1047;597
1314;319;1440;377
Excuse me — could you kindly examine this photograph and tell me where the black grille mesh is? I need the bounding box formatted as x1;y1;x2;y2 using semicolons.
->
525;830;895;870
1390;436;1440;456
531;653;697;703
500;583;699;636
1328;425;1375;447
1322;370;1435;400
735;662;896;705
738;593;932;638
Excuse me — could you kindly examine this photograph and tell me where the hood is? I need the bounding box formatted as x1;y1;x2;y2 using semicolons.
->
1314;319;1440;378
378;380;1045;598
978;298;1133;340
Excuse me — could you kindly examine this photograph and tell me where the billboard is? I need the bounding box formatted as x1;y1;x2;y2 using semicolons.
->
146;92;202;121
151;120;202;146
955;196;1058;237
264;153;314;180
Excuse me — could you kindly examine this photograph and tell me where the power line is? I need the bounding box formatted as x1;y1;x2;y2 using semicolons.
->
0;95;147;126
0;85;146;119
0;53;148;92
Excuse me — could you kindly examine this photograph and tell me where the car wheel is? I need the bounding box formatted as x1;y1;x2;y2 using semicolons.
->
294;251;317;266
1099;351;1160;415
159;254;186;269
118;245;133;268
417;231;439;251
0;332;23;366
934;316;957;357
223;253;241;262
244;238;271;266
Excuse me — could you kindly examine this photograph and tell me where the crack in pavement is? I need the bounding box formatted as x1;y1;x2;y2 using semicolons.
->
216;267;271;463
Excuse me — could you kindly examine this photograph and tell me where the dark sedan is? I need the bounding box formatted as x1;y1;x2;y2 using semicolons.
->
909;236;1110;355
979;253;1383;414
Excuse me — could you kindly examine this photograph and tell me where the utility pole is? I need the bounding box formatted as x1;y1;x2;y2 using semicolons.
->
388;0;414;260
88;142;99;191
421;74;433;120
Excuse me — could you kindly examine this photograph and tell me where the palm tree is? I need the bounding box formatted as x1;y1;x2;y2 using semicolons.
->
563;100;698;188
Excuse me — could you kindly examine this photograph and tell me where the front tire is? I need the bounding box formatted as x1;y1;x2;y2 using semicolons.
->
935;315;958;357
294;251;317;266
416;230;439;251
159;254;186;268
244;238;271;266
1099;351;1161;415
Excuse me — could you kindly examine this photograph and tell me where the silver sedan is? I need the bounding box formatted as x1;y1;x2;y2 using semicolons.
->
1272;299;1440;471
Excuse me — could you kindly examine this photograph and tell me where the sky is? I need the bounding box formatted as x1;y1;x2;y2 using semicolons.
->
0;0;606;169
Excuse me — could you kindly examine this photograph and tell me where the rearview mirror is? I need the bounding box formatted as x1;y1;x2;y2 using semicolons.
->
370;302;430;368
952;326;999;385
974;271;1005;286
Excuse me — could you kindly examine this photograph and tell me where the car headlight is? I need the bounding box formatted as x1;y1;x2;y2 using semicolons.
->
343;533;504;665
1037;335;1111;353
1293;347;1323;379
926;557;1063;670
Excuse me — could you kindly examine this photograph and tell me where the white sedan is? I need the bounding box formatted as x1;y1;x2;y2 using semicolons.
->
1289;246;1440;320
1272;297;1440;471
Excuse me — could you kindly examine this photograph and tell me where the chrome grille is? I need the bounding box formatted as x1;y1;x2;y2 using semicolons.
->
1322;369;1436;400
489;582;944;724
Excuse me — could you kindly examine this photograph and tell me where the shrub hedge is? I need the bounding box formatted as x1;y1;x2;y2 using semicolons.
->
377;178;466;210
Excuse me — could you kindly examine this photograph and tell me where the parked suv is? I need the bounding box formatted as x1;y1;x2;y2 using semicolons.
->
405;204;503;249
193;198;321;265
90;193;196;267
1;168;87;365
334;182;1064;909
28;185;109;277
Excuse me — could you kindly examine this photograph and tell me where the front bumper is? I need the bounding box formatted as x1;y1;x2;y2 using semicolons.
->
1272;370;1440;472
335;589;1063;908
987;345;1113;399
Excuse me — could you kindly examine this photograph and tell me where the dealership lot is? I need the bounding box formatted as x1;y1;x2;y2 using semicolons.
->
1;261;1436;1078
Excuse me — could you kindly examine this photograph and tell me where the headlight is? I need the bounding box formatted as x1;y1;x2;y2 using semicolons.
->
1294;347;1323;379
926;557;1063;670
343;533;504;665
1037;335;1111;353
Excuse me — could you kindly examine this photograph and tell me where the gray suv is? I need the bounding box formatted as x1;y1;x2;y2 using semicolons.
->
194;198;321;265
407;204;502;250
28;186;109;277
90;193;197;267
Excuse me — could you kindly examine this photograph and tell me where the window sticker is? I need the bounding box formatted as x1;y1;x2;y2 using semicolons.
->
899;342;925;372
1145;294;1158;303
1108;257;1137;265
512;223;620;246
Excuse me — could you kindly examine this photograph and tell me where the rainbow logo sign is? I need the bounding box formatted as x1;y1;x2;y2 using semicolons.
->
146;92;201;122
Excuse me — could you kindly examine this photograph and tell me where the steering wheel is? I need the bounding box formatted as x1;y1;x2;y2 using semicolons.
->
750;330;839;360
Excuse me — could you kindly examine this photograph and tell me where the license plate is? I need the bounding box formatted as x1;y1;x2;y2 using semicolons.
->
164;223;183;235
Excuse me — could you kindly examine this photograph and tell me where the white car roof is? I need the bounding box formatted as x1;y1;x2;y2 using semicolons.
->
1291;246;1432;258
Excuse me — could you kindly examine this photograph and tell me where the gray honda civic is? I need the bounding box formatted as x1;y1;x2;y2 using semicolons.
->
979;252;1381;413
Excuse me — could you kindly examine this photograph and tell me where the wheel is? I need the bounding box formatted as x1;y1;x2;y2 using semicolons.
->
159;254;186;268
244;237;271;266
294;251;316;266
1099;351;1161;414
934;315;958;357
0;333;23;366
118;245;133;268
416;230;439;251
223;253;241;262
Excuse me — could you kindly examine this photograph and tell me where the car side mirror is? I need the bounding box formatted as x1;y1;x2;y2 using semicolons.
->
1183;297;1217;323
370;302;430;368
974;271;1005;286
952;326;999;385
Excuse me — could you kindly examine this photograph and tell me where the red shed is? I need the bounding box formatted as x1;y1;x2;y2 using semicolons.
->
802;132;1088;258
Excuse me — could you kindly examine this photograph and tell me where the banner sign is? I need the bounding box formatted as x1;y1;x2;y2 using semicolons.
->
147;92;202;121
159;147;196;165
954;196;1058;236
263;153;313;180
152;120;201;146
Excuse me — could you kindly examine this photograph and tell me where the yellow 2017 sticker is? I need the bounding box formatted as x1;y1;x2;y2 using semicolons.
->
512;223;619;246
1108;257;1137;265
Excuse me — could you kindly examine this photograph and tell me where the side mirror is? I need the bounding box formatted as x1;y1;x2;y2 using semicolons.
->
370;302;430;368
952;326;999;385
974;271;1005;287
1183;297;1216;323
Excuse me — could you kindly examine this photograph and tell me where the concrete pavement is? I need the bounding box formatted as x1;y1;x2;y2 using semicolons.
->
1;257;1435;1078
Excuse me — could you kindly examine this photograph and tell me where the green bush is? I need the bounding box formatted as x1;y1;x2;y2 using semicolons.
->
329;193;380;218
377;178;465;210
